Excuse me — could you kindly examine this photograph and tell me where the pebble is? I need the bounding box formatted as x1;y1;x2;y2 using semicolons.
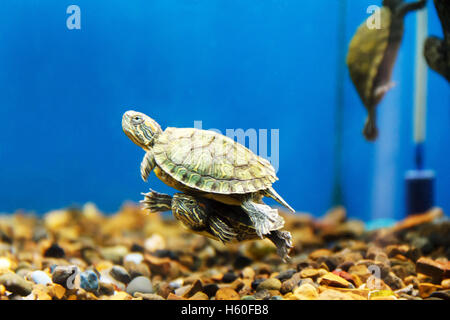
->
300;268;322;279
126;276;153;296
254;289;271;300
233;254;253;269
182;279;203;298
418;283;442;298
383;272;405;290
241;267;255;280
202;283;219;298
318;288;365;300
98;282;115;296
144;234;165;252
169;278;184;289
222;272;238;283
280;272;302;294
124;253;144;265
416;257;449;283
215;288;240;300
134;292;165;300
319;272;352;288
293;283;319;300
100;246;128;264
188;292;209;300
241;295;256;300
428;290;450;300
0;257;12;270
51;265;78;289
124;262;150;279
110;266;131;284
251;278;265;290
80;270;99;292
0;272;33;296
43;243;65;258
441;279;450;289
51;283;66;299
256;278;282;291
31;271;52;285
276;269;296;282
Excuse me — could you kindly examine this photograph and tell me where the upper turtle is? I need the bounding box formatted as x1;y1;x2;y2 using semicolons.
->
122;111;277;195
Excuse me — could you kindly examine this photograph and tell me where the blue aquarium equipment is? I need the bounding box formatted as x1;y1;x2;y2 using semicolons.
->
405;7;435;215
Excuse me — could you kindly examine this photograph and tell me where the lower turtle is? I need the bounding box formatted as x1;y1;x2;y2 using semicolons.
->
141;189;293;260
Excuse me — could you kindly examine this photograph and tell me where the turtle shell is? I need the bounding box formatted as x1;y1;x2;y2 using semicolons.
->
346;7;392;108
153;127;277;194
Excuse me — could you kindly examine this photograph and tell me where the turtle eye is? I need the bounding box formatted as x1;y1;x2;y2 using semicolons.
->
188;200;196;205
132;115;144;124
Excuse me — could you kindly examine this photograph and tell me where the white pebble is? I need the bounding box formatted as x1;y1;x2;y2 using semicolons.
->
144;234;165;252
31;270;52;285
124;253;144;265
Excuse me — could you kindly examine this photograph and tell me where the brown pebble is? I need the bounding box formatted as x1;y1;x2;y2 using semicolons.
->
280;272;302;294
441;279;450;289
215;287;240;300
419;283;442;298
167;293;186;300
256;278;281;291
188;292;209;300
134;292;164;300
318;272;352;288
309;249;333;260
241;267;255;280
416;257;450;283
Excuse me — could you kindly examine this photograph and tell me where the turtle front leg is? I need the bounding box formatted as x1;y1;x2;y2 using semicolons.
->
241;197;284;238
140;150;156;182
140;189;173;212
207;215;238;243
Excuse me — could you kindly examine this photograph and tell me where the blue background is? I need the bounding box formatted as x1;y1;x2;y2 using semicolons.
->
0;0;448;220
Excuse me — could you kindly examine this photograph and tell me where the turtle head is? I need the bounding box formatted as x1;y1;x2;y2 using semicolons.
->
172;194;208;224
122;110;162;150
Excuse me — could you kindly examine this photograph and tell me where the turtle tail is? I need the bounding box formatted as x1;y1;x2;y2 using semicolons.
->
264;187;295;213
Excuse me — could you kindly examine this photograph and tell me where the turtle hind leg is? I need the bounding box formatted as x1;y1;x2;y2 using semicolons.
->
266;230;293;261
241;199;284;238
208;215;237;243
140;189;172;212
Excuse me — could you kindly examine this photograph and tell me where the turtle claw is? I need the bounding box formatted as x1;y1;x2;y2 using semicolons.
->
267;230;293;261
